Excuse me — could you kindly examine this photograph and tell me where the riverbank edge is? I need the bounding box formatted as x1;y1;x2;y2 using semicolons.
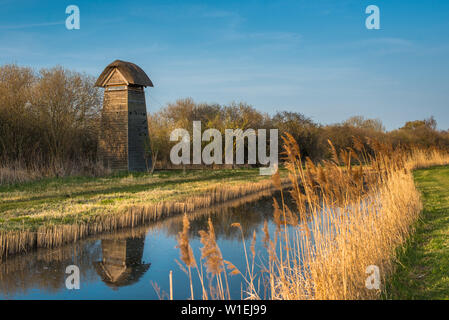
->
0;178;290;260
383;165;449;299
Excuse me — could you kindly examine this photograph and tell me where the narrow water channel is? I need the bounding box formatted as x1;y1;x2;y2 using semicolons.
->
0;192;293;300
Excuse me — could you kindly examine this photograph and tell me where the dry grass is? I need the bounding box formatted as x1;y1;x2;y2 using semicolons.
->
0;167;38;186
176;136;449;300
0;159;110;186
259;138;449;299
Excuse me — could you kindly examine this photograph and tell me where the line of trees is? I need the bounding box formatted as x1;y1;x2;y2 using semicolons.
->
149;98;449;168
0;64;102;175
1;64;449;176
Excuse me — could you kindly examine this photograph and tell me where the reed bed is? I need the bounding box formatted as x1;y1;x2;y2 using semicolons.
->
0;166;38;186
0;159;111;186
266;139;449;300
176;136;449;300
0;178;289;261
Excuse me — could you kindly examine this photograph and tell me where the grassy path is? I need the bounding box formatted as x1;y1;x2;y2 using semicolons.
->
387;166;449;299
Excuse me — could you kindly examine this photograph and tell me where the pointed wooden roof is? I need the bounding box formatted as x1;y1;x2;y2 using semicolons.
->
95;60;154;87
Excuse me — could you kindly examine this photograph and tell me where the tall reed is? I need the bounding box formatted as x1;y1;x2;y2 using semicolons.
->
254;135;449;299
176;135;449;300
0;159;111;185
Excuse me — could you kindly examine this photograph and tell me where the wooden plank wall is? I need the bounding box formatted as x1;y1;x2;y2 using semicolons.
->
127;87;150;172
99;88;129;171
98;67;150;172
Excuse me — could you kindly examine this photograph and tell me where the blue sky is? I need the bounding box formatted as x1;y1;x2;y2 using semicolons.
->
1;0;448;130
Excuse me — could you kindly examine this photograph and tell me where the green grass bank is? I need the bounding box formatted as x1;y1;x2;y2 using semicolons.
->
387;165;449;299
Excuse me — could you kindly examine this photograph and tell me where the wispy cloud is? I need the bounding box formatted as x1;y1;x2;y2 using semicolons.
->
333;37;416;56
201;9;241;20
201;9;245;28
225;31;301;42
0;21;64;30
357;37;414;47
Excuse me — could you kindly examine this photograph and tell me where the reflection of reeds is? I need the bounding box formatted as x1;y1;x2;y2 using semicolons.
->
0;179;288;261
159;188;276;235
0;225;150;296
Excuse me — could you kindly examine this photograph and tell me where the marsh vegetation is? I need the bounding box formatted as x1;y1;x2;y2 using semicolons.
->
175;137;449;300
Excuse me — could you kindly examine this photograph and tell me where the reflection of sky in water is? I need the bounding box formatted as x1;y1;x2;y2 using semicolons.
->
0;193;301;300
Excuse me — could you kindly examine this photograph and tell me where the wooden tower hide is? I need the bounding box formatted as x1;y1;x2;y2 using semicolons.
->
95;60;154;171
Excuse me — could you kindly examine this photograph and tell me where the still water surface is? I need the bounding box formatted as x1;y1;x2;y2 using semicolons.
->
0;193;291;300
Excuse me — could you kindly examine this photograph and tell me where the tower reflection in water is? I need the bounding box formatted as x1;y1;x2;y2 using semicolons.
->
95;237;150;289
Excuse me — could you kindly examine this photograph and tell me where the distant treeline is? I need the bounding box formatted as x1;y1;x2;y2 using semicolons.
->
1;64;449;175
149;98;449;168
